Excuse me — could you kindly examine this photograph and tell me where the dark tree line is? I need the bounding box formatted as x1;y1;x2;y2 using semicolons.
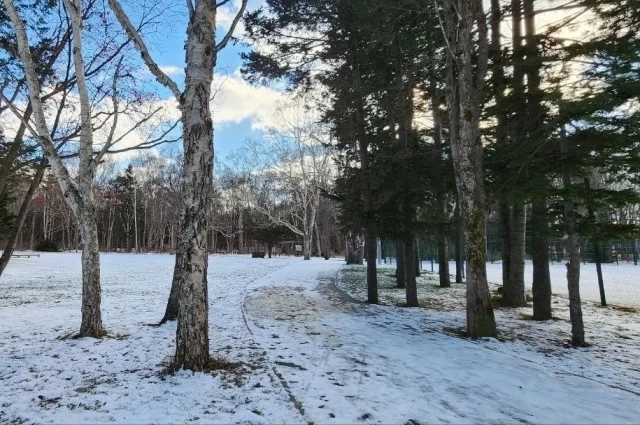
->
242;0;640;344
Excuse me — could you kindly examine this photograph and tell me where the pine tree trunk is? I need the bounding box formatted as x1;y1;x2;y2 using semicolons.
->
365;233;378;304
404;239;418;307
396;241;406;288
414;238;421;277
172;0;217;370
523;0;551;321
499;200;511;290
504;202;526;306
430;76;450;288
561;131;586;346
345;233;360;264
351;22;378;303
531;201;552;320
438;235;450;287
446;0;497;338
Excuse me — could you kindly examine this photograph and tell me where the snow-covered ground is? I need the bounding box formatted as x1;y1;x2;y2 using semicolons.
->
487;260;640;308
1;253;640;423
411;260;640;308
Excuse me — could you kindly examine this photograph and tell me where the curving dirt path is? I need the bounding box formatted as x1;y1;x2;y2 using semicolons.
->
244;261;640;424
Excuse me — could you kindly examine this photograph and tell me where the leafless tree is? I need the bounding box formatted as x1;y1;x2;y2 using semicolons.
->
243;98;334;260
1;0;177;336
108;0;247;370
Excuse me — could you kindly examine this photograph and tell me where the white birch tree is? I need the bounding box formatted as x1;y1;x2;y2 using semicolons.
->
108;0;247;370
1;0;177;335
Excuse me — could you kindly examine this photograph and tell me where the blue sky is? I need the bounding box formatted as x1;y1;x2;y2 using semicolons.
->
138;0;281;163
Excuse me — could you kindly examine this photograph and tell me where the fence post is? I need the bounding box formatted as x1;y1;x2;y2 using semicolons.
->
594;242;607;306
633;240;638;266
430;246;434;272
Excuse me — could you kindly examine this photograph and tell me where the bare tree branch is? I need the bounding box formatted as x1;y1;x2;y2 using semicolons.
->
96;57;124;164
108;0;183;102
216;0;248;52
2;0;81;205
186;0;194;18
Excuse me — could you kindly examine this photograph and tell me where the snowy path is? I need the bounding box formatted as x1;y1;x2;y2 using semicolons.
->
1;253;639;423
244;262;640;424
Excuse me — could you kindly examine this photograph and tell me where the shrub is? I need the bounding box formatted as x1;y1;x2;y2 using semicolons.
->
35;239;60;252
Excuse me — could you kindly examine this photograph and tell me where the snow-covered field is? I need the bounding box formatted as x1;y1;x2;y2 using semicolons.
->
410;260;640;308
1;253;640;423
487;260;640;308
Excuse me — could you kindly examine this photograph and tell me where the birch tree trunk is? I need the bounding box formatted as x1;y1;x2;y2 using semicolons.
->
445;0;497;337
172;0;217;370
5;0;104;337
303;233;311;260
65;0;104;337
78;201;103;337
315;222;322;257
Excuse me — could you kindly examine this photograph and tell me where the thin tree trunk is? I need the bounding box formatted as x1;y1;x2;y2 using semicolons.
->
30;209;36;250
350;21;378;303
430;75;450;288
504;202;526;306
561;129;586;346
0;163;46;278
531;201;552;319
455;204;464;283
404;238;418;307
438;235;450;287
364;233;378;304
499;200;511;290
315;222;322;257
415;238;421;278
396;240;406;288
523;0;552;321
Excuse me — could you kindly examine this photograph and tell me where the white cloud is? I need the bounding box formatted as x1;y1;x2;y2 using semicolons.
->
0;65;286;167
137;67;286;130
211;70;285;130
159;65;184;76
